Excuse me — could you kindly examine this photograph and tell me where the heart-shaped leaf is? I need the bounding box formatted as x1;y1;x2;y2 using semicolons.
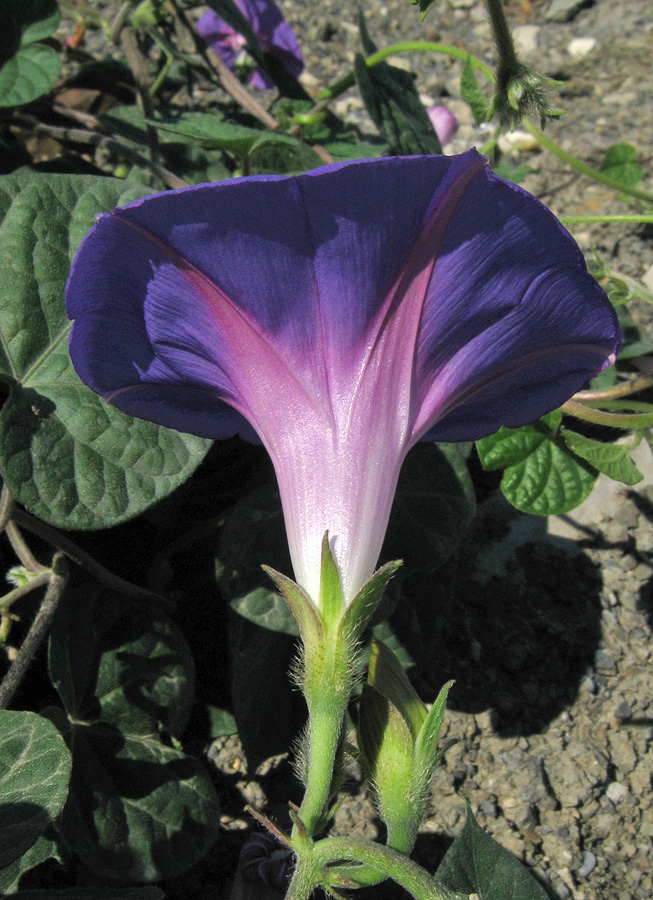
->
477;411;598;514
48;586;220;882
0;829;66;894
0;172;211;529
49;584;196;738
0;710;72;869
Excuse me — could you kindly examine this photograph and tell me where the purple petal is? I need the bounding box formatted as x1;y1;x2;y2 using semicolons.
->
196;10;242;71
409;164;620;441
238;0;303;76
67;154;619;602
196;0;303;89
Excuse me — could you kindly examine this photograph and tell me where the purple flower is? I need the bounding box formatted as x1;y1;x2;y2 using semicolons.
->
196;0;303;90
427;105;459;148
66;152;619;606
240;831;293;888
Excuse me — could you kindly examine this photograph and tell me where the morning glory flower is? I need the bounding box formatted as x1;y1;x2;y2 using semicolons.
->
66;152;619;607
197;0;303;90
427;106;459;148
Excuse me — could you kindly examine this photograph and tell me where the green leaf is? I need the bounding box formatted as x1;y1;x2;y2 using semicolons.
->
354;13;443;155
48;587;219;882
0;711;72;869
0;172;211;529
383;443;476;573
0;827;68;894
59;725;219;882
49;585;196;739
476;411;562;471
248;133;324;175
460;57;487;124
230;584;299;636
0;44;61;108
410;0;437;20
148;113;263;154
5;0;61;44
561;430;643;485
321;138;386;161
437;804;550;899
478;411;600;514
492;162;534;185
600;142;643;187
100;105;232;185
0;831;65;894
218;482;298;635
205;705;238;739
500;434;597;515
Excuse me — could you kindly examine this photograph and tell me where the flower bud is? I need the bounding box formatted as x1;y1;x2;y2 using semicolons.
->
357;641;453;854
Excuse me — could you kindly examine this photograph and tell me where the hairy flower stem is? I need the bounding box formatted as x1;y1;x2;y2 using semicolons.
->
287;836;468;900
296;642;350;837
563;399;653;429
484;0;519;91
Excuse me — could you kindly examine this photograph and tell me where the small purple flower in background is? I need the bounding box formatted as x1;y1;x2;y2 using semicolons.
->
240;831;293;888
427;105;459;148
66;152;619;607
197;0;303;90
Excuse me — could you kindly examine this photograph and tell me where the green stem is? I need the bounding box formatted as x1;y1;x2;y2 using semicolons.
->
296;688;345;837
525;123;653;206
310;836;467;900
0;572;51;611
561;214;653;225
574;375;653;402
562;400;653;429
484;0;519;89
317;42;494;101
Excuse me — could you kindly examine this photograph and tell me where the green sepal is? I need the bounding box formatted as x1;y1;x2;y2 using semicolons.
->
262;565;323;649
339;560;402;649
367;640;426;741
319;532;345;632
414;679;455;774
357;684;418;852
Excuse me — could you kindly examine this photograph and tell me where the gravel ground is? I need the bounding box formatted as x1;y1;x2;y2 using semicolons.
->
207;2;653;899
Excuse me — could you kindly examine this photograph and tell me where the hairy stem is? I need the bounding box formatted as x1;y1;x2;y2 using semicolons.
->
562;400;653;429
0;555;69;709
310;836;467;900
525;123;653;206
317;42;494;100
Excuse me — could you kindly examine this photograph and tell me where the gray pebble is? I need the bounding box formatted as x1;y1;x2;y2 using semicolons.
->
614;700;633;721
480;800;498;818
578;849;597;878
595;650;617;672
606;782;628;803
